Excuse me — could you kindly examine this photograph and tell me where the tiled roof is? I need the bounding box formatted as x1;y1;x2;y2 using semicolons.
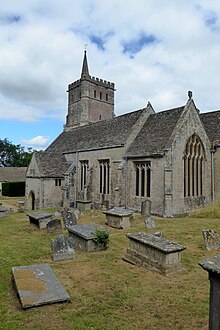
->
200;110;220;144
125;106;185;157
35;151;69;177
0;167;27;181
46;108;145;154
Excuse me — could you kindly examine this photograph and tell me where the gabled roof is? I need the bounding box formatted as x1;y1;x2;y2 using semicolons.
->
34;151;69;177
47;108;146;154
125;106;185;157
0;167;27;181
200;110;220;145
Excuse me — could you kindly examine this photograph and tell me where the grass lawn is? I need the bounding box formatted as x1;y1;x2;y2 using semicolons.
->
0;200;219;329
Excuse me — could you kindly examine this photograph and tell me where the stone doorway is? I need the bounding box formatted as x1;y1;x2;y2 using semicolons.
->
28;191;35;210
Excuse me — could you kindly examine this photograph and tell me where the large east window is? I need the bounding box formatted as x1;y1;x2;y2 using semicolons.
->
184;134;204;197
99;160;110;194
80;160;88;190
135;161;151;197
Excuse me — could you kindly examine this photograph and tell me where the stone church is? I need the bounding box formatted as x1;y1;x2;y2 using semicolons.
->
25;51;220;217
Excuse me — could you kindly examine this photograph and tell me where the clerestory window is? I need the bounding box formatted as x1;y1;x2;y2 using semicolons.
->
135;161;151;197
184;134;204;197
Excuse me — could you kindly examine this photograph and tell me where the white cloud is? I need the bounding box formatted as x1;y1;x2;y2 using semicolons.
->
20;135;50;148
0;0;220;129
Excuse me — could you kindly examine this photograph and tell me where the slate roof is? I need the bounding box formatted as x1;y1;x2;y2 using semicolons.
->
46;108;145;154
34;151;69;177
0;167;27;181
125;106;185;157
200;110;220;145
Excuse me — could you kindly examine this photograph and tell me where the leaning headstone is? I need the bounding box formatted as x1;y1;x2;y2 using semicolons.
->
202;229;220;250
73;209;81;221
141;199;151;216
144;217;156;229
47;219;62;233
51;234;75;261
62;208;77;228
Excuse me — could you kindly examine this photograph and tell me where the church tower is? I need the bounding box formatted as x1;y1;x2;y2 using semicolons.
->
64;51;115;130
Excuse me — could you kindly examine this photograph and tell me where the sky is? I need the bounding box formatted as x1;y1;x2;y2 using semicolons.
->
1;0;220;150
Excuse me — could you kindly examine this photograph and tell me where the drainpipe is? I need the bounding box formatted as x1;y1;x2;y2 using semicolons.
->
125;157;128;209
210;143;215;206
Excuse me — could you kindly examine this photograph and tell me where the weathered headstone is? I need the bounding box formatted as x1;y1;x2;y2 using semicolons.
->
141;199;151;217
47;219;62;233
62;208;77;228
144;217;156;229
202;229;220;250
54;209;61;217
12;263;71;309
51;234;75;261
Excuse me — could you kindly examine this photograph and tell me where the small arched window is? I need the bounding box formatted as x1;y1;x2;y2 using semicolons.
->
184;134;205;197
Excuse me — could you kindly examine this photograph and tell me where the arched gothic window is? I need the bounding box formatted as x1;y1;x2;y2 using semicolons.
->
184;134;204;197
135;161;151;197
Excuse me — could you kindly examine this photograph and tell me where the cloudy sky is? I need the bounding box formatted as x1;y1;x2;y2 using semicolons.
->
1;0;220;149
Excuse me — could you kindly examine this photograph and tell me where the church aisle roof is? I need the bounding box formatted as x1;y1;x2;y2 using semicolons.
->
46;108;145;153
125;106;185;157
200;110;220;145
34;151;69;177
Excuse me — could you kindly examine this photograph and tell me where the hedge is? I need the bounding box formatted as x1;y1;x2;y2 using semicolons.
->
2;181;25;197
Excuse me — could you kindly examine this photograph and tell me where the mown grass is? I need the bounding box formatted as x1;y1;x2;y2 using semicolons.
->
0;200;220;329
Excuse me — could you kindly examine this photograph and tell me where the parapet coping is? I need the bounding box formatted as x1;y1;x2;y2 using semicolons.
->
127;232;186;253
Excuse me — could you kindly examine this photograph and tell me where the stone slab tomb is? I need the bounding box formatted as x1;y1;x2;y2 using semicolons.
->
202;229;220;250
68;224;108;252
12;263;71;309
51;234;76;261
47;219;62;233
26;212;52;229
76;200;92;211
123;232;186;275
103;207;133;229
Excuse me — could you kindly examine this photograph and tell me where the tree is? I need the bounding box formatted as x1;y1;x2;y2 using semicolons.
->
0;138;33;167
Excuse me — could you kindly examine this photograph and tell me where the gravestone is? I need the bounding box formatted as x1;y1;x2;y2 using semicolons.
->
144;217;156;229
0;207;8;217
202;229;220;250
141;199;151;217
62;208;77;228
12;263;71;309
51;234;75;261
47;219;62;233
103;207;133;229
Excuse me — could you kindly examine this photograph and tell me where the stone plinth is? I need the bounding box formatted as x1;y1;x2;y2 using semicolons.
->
123;232;186;275
103;207;133;229
0;207;8;217
76;200;92;211
12;263;71;309
27;212;52;229
68;224;108;252
199;255;220;330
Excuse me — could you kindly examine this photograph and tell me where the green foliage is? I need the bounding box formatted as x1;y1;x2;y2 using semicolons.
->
0;138;33;167
93;230;109;246
2;181;25;197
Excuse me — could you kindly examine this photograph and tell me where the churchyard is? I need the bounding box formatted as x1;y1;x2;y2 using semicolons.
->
1;197;220;329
